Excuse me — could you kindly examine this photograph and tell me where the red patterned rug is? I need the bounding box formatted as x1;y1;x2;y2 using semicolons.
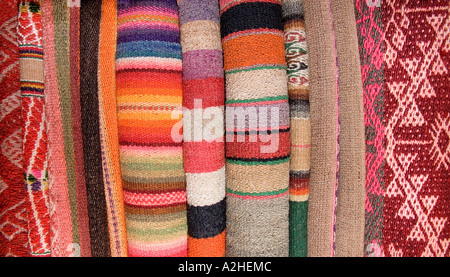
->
383;0;450;257
0;0;29;257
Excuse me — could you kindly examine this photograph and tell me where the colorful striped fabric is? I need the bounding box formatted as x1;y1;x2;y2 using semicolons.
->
17;0;51;257
354;0;385;257
178;0;226;257
97;0;128;257
220;0;290;256
116;0;187;257
0;0;30;257
69;0;92;258
42;0;91;257
282;0;310;257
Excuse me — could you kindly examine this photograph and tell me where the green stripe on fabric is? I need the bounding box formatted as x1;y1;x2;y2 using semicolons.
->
226;95;288;104
226;65;286;74
128;223;187;236
226;156;290;166
289;200;308;257
226;187;288;197
122;161;184;171
53;0;80;246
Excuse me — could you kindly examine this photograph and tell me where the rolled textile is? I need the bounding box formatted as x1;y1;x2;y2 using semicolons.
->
0;0;29;257
303;0;339;257
383;0;450;257
80;0;111;257
330;0;366;257
282;0;310;257
42;0;91;256
354;0;385;257
69;0;92;258
97;0;128;257
17;0;51;257
178;0;226;257
220;0;290;257
116;0;187;257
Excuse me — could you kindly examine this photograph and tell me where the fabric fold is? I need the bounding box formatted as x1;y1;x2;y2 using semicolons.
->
80;0;111;257
98;0;128;257
303;0;338;257
282;0;310;257
116;0;187;257
18;0;51;257
330;0;366;257
178;0;226;257
0;0;29;257
220;0;290;257
354;0;385;257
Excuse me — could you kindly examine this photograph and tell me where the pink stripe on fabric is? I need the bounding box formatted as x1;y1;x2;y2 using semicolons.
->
118;21;179;32
123;190;187;207
116;57;182;71
128;239;187;257
120;145;183;156
329;0;340;257
42;0;73;257
118;6;178;17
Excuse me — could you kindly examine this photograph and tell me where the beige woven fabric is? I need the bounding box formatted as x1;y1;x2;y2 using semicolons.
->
331;0;366;257
303;0;338;257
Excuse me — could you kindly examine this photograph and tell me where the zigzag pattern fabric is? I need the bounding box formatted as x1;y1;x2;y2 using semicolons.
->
383;0;450;257
178;0;226;257
219;0;290;257
116;0;187;257
0;0;30;257
354;0;385;257
18;0;51;257
282;0;310;257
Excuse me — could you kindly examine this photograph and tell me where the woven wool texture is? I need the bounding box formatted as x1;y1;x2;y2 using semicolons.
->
354;0;385;257
220;0;290;257
282;0;310;257
116;0;187;257
330;0;366;257
69;1;92;258
17;0;51;257
42;0;92;257
97;0;128;257
178;0;226;257
383;0;450;257
0;0;30;257
303;0;339;257
80;0;111;257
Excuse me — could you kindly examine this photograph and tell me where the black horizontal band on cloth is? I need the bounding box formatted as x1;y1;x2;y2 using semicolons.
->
282;13;304;23
226;154;290;163
226;127;290;135
289;170;310;179
187;199;226;239
220;2;283;38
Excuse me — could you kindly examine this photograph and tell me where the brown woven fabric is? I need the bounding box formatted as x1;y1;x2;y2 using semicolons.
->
303;0;338;257
331;0;366;257
80;0;111;256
